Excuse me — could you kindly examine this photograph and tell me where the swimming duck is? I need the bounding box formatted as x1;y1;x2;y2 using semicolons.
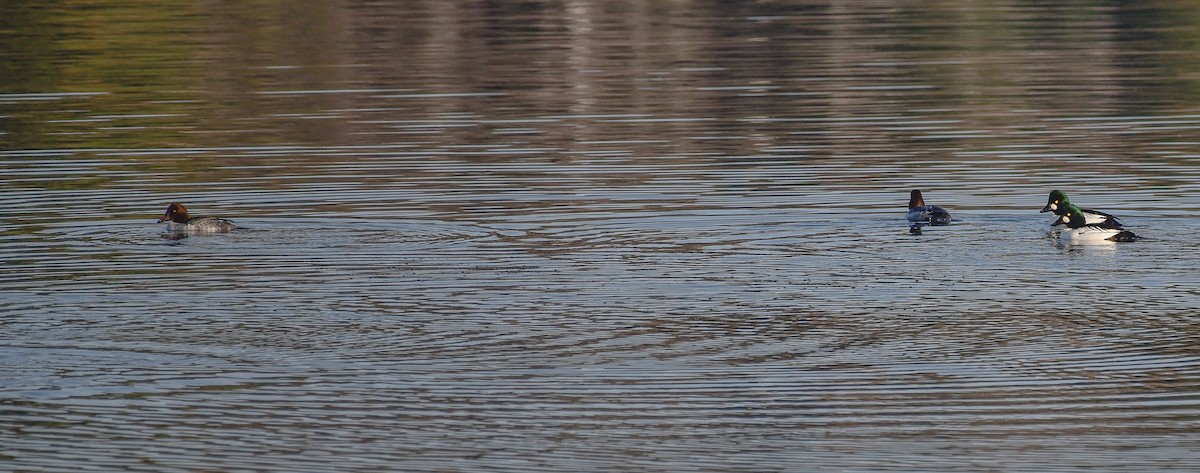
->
1040;190;1122;228
907;189;952;227
157;202;236;233
1055;203;1137;243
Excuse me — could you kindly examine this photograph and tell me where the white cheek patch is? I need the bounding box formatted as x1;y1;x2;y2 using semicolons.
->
1062;216;1070;224
1050;203;1058;211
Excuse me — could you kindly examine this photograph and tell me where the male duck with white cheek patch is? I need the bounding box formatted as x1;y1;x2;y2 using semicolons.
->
1055;203;1137;243
1040;190;1122;228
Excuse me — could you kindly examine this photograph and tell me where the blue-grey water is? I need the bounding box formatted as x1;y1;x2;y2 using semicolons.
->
3;2;1200;471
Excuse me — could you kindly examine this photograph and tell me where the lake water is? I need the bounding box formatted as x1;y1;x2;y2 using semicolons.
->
3;1;1200;471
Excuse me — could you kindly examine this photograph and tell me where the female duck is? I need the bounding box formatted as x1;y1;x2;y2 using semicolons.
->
1040;190;1121;228
158;202;237;234
907;189;952;226
1055;204;1137;243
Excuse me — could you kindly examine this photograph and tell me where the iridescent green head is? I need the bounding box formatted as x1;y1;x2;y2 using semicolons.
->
1055;203;1088;229
1040;190;1071;215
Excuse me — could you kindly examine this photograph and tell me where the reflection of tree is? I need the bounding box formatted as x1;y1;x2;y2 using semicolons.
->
3;1;1200;156
0;1;203;150
0;1;66;148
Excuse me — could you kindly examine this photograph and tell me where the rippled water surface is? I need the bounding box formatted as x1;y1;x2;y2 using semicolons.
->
3;1;1200;471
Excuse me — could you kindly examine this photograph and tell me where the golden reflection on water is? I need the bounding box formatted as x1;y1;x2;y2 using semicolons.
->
3;1;1200;152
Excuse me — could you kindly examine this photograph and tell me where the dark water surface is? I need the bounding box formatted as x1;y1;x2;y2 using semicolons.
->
3;1;1200;471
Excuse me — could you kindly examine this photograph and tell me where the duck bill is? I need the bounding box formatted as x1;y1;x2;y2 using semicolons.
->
157;214;170;223
1039;204;1053;213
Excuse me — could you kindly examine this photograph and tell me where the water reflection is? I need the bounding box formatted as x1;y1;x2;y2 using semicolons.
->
1;1;1199;150
3;1;1200;472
